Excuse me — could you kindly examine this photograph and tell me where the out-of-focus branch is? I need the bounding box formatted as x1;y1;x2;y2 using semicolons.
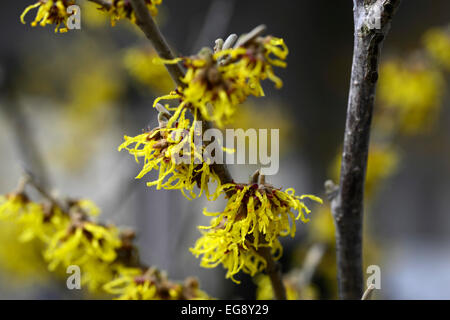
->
190;0;235;52
0;60;50;190
1;101;50;189
257;247;286;300
329;0;401;299
87;0;111;9
128;0;186;87
127;0;286;299
290;243;326;290
21;170;68;212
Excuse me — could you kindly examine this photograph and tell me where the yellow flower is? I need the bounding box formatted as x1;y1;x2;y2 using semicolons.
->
204;183;322;248
119;107;221;199
0;219;49;282
124;47;174;94
41;204;122;291
77;199;101;216
44;217;121;271
159;33;288;127
1;188;204;296
308;204;335;243
377;60;444;135
0;193;31;220
0;193;69;243
191;182;322;283
104;267;209;300
423;27;450;71
191;227;278;284
81;1;109;28
255;275;301;300
101;0;162;26
20;0;76;33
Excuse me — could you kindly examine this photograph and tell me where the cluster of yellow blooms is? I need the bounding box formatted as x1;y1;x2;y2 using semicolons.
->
104;267;208;300
100;0;162;26
119;105;222;199
120;29;289;197
377;60;444;134
158;34;288;128
0;192;114;291
118;27;321;285
19;0;323;296
191;179;322;283
377;26;450;136
20;0;163;31
20;0;76;33
0;186;207;299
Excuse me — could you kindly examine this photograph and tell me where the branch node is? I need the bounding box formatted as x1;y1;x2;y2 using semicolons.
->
324;179;339;201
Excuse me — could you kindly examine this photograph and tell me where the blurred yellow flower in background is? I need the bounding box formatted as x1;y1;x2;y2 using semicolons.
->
123;47;174;94
423;27;450;71
255;275;300;300
377;60;444;135
104;267;209;300
0;220;48;283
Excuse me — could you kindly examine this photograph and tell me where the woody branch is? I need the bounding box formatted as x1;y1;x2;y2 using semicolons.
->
328;0;401;300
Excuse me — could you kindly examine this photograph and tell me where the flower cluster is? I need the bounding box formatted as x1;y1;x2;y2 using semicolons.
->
104;267;208;300
119;105;222;199
0;181;207;299
376;26;450;136
21;0;163;32
191;176;322;283
20;0;76;33
377;60;444;134
0;192;121;291
158;29;289;128
101;0;162;26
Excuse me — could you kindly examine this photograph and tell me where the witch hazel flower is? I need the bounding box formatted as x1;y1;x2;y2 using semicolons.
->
191;171;322;283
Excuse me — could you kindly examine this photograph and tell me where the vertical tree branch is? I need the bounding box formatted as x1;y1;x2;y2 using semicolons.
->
129;0;185;87
128;0;286;299
330;0;401;299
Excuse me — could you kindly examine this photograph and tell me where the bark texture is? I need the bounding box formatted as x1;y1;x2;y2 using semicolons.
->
330;0;401;300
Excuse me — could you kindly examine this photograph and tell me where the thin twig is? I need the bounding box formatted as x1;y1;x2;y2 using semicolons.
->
257;247;286;300
291;243;326;290
128;0;185;87
361;284;376;300
127;0;286;299
0;95;50;189
22;170;69;212
330;0;401;299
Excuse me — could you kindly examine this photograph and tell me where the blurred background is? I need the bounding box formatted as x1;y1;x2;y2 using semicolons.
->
0;0;449;299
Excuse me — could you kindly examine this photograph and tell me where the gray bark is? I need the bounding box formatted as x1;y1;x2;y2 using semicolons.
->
330;0;401;300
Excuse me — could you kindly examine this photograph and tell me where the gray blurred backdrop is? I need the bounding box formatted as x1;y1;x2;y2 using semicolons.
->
0;0;449;299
